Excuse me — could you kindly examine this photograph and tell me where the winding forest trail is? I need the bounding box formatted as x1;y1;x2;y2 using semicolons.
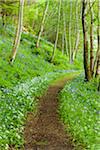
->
24;77;74;150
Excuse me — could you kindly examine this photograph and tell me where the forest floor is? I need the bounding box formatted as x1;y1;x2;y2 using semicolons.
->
24;77;74;150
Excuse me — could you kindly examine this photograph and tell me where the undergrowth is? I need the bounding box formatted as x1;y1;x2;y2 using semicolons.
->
0;72;69;150
59;75;99;150
0;25;82;149
0;25;82;88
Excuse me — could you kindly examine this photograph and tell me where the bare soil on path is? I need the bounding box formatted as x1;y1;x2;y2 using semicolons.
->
24;78;74;150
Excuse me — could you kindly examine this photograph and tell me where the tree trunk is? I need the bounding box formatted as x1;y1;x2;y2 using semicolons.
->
96;0;100;91
62;32;65;55
96;55;100;91
10;0;24;64
63;0;68;56
73;0;80;60
96;55;100;77
73;31;80;60
89;0;94;77
93;0;100;77
95;0;100;79
82;0;91;81
51;0;61;62
62;0;65;55
36;0;49;48
64;27;68;56
68;0;72;63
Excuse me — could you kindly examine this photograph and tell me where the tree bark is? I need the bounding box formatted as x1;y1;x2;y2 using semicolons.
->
89;0;94;77
82;0;91;81
92;0;100;78
36;0;49;48
95;0;100;79
73;0;80;60
62;32;65;55
96;55;100;77
95;0;100;91
68;0;72;63
62;0;65;55
63;0;68;56
10;0;24;64
51;0;61;62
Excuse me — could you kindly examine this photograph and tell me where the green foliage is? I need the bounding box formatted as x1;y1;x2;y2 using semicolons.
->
0;72;67;149
0;25;82;149
59;75;100;149
0;25;82;88
0;28;52;88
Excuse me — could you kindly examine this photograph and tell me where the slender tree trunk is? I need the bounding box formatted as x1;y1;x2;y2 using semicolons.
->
73;0;80;60
36;0;49;48
95;0;100;78
89;0;94;77
82;0;91;81
73;31;80;59
10;0;24;64
63;0;68;56
93;45;99;76
96;55;100;91
96;0;100;91
93;0;100;77
96;55;100;77
64;26;68;56
51;0;61;62
62;0;65;55
68;0;72;63
62;32;65;55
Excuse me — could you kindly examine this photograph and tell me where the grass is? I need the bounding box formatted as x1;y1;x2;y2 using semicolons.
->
0;71;70;150
0;25;82;88
59;75;100;150
0;24;83;149
50;71;80;86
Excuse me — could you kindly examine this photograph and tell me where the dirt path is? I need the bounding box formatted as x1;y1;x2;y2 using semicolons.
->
24;78;74;150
